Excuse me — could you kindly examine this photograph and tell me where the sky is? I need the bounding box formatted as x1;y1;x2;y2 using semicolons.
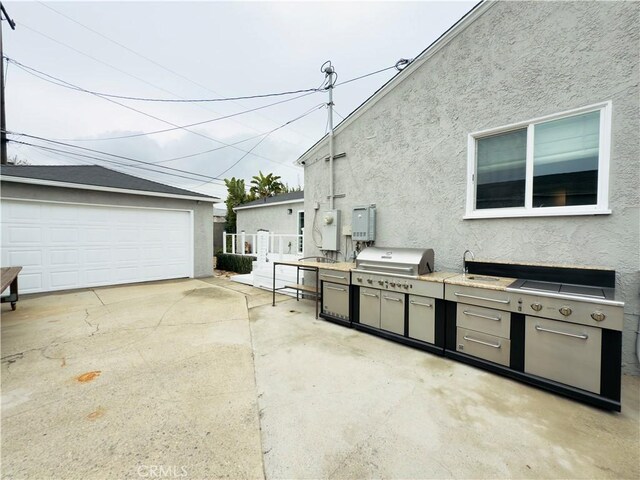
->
4;0;476;201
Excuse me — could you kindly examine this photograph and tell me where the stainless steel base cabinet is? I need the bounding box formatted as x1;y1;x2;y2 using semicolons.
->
456;326;511;366
322;282;350;320
408;295;435;344
525;316;602;394
381;291;405;335
359;287;381;329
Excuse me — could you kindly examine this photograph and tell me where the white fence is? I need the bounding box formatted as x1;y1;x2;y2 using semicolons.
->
222;230;304;258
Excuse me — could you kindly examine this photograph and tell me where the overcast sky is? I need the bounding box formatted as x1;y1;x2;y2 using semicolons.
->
4;0;476;200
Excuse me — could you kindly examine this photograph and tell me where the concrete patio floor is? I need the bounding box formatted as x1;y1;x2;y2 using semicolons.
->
1;277;639;479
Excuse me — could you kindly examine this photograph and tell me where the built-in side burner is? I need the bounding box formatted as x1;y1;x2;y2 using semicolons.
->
509;278;613;301
560;284;606;299
519;280;561;293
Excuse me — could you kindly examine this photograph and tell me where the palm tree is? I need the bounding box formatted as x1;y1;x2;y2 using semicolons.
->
224;177;248;233
249;171;285;200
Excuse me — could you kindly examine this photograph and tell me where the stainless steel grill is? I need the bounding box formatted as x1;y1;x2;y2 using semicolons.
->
353;247;434;278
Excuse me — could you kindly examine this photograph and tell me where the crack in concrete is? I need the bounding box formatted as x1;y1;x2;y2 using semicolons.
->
91;289;106;306
246;295;268;480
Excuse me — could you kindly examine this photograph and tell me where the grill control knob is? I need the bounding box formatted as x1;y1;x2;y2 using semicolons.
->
531;303;543;312
403;284;409;290
591;311;606;322
378;280;384;286
559;306;572;317
367;279;373;284
390;282;396;287
356;277;363;282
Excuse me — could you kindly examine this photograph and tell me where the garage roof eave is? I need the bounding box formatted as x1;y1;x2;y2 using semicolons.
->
0;176;220;203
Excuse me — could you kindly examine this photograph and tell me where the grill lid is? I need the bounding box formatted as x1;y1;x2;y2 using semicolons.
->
355;247;434;278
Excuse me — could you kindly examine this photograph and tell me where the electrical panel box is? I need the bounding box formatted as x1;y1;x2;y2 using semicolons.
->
352;205;376;241
322;209;341;251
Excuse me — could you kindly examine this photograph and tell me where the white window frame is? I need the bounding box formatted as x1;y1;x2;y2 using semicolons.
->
465;101;612;219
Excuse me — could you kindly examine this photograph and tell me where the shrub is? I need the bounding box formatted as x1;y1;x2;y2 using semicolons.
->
215;253;256;274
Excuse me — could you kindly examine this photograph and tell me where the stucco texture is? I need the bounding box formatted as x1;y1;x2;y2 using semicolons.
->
236;200;304;250
1;182;213;278
302;2;640;372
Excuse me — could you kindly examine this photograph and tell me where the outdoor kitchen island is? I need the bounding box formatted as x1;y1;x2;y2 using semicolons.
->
272;254;625;411
444;261;625;411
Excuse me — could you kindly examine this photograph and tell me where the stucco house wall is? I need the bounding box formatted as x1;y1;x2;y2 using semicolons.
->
300;1;639;372
1;182;214;278
236;200;304;237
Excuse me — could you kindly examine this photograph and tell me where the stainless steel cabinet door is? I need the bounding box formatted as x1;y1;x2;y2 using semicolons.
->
525;316;602;394
408;295;435;344
322;282;349;320
359;287;381;328
381;291;405;335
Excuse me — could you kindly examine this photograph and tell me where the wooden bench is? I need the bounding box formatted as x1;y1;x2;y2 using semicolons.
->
1;267;23;311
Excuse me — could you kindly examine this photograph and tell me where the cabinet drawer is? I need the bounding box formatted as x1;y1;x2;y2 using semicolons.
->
319;269;349;286
445;284;512;310
380;291;405;335
359;287;381;329
456;327;510;367
408;295;435;344
322;282;349;320
525;316;601;394
457;303;510;339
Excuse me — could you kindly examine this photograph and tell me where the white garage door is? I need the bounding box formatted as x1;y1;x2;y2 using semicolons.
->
1;200;192;294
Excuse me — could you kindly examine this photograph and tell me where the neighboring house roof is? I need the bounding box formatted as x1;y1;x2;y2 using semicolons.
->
213;208;227;217
295;0;492;165
234;190;304;211
0;165;220;202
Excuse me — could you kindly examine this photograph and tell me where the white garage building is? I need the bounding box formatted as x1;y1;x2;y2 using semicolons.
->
1;165;218;294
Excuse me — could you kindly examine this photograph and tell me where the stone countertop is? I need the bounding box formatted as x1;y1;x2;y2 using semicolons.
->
444;273;517;291
416;271;460;283
279;260;354;272
274;261;459;281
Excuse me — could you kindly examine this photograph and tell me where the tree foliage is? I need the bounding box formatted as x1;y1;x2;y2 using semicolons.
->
223;171;302;233
223;177;252;233
7;154;29;165
249;171;285;199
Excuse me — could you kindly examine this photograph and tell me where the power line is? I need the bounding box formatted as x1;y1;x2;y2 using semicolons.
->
212;103;324;179
7;58;317;148
4;104;322;184
10;139;226;184
7;57;314;168
20;141;227;196
6;57;321;102
28;7;318;143
335;65;398;87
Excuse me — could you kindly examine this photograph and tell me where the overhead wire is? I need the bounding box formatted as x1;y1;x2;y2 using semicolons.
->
6;58;321;102
213;103;324;179
13;141;224;194
31;4;318;143
9;139;226;185
6;57;313;169
4;103;323;186
335;65;398;87
20;141;228;195
8;55;401;147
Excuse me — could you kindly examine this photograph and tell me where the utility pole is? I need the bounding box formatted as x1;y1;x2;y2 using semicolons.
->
0;2;16;165
320;61;336;209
